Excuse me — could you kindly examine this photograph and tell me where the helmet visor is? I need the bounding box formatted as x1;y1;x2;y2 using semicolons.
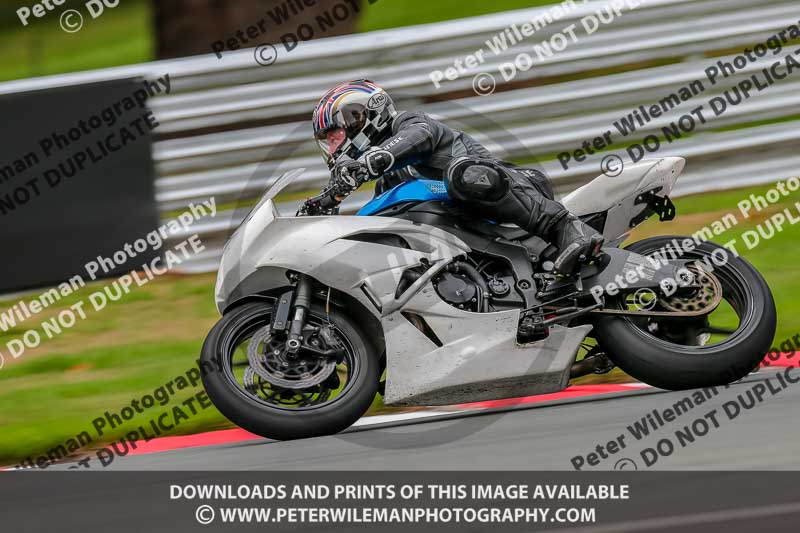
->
315;127;347;165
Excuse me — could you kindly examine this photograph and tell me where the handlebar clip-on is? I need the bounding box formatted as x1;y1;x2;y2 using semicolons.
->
297;188;341;216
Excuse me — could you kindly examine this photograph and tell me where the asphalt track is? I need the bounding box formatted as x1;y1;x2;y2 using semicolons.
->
77;368;800;471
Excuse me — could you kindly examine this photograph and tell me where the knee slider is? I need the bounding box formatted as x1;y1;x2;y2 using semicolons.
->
446;159;508;201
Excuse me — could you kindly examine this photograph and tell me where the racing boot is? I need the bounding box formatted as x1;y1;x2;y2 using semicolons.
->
551;215;604;276
444;158;604;275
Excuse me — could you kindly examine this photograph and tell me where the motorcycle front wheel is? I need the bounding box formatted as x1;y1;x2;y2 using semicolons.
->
592;236;777;390
200;301;380;440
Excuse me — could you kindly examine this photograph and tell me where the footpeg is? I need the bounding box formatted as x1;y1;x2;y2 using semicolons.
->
570;350;614;379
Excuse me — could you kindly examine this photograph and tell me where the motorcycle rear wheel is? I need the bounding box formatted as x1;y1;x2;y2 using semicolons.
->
592;236;776;390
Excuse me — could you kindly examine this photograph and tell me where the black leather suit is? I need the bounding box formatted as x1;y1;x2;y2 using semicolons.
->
364;111;570;238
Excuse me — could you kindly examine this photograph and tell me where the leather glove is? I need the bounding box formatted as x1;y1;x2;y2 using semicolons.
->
295;198;336;217
330;158;370;198
295;199;318;217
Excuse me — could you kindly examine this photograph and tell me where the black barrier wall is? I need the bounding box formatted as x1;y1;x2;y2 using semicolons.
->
0;78;161;293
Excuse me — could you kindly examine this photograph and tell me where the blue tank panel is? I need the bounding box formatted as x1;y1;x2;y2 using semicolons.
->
356;180;449;216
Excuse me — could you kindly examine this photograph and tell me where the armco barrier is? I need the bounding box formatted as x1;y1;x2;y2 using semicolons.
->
1;0;798;272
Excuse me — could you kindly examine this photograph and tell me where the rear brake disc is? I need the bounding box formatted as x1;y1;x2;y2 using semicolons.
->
659;265;718;313
592;265;722;318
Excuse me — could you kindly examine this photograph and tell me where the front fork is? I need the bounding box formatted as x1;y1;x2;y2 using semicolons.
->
273;274;344;362
284;274;313;353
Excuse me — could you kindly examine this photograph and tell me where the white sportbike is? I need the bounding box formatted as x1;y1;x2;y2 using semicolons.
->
201;157;776;440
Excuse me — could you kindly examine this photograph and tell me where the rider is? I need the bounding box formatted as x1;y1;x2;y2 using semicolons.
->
299;79;604;275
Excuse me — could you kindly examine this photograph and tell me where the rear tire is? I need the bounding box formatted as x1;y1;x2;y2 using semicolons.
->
593;237;776;390
201;301;380;440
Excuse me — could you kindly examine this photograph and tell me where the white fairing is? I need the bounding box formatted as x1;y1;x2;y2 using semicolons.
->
215;172;594;406
215;207;471;317
215;161;684;406
381;289;592;406
562;157;685;239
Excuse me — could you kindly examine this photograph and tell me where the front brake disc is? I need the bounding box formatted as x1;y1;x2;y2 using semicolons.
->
246;325;335;389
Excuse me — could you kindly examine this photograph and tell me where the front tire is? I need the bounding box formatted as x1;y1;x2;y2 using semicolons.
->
200;301;380;440
593;236;776;390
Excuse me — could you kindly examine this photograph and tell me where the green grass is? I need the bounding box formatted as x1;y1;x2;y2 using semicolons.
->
0;1;153;82
0;182;798;467
358;0;560;32
0;273;218;466
0;0;560;82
